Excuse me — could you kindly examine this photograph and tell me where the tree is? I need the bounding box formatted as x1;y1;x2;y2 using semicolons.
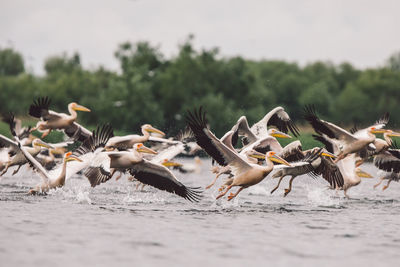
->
0;48;24;76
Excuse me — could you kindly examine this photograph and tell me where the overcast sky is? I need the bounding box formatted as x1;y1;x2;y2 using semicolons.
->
1;0;399;74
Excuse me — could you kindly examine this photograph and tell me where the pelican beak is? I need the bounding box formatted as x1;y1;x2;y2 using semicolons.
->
35;140;55;149
162;160;183;167
73;104;91;112
146;126;165;136
270;130;291;139
355;168;373;178
321;151;336;158
137;145;158;155
370;128;387;134
249;151;266;160
387;131;400;137
269;154;291;166
66;155;83;162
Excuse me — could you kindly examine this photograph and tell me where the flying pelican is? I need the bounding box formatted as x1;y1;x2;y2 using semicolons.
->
0;135;54;176
82;142;202;202
270;148;343;196
373;142;400;190
228;107;300;148
186;107;291;201
105;124;165;150
313;133;373;197
29;96;91;139
304;105;389;163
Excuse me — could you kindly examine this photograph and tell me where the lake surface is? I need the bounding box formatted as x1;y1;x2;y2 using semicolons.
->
1;159;399;267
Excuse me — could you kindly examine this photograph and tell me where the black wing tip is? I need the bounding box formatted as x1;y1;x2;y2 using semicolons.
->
185;186;203;202
29;96;51;118
2;112;17;137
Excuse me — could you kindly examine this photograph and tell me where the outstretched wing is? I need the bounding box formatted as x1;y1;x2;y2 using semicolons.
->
186;107;252;175
129;160;202;202
251;106;299;138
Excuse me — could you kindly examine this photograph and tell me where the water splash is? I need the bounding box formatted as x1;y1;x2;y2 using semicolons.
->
306;186;340;207
75;190;92;204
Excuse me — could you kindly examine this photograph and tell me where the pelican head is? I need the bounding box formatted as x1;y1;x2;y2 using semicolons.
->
32;139;55;149
266;151;291;166
161;159;183;167
268;129;291;139
69;102;91;112
64;152;83;162
142;124;165;136
134;143;158;154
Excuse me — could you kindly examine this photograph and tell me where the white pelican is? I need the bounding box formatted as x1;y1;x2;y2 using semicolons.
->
373;142;400;190
105;124;165;150
29;96;91;139
82;142;202;201
304;105;389;162
186;107;291;201
313;133;373;197
270;148;343;196
226;107;299;148
0;135;54;176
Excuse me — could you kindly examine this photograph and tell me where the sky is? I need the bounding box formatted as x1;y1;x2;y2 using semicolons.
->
1;0;399;74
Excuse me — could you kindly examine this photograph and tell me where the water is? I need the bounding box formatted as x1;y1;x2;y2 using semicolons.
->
1;160;399;266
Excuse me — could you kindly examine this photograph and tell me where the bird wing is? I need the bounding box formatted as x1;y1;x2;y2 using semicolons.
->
251;106;299;138
29;96;52;120
18;139;51;183
313;156;344;188
304;105;356;144
151;143;185;164
374;150;400;173
353;112;390;139
64;122;93;142
186;107;252;175
128;160;202;202
230;116;257;146
0;134;19;151
148;136;180;145
279;140;304;162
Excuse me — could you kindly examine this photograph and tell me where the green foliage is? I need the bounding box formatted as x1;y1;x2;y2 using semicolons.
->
0;48;24;76
0;36;399;141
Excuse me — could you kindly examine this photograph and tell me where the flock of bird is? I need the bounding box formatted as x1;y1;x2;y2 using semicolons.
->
1;97;400;202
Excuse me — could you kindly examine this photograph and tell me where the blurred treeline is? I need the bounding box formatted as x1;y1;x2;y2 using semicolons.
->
1;36;400;139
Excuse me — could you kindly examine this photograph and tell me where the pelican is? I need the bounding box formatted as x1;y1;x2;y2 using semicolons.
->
304;105;389;163
82;143;202;201
23;150;83;195
29;96;91;139
0;135;54;176
270;148;343;196
373;142;400;190
313;133;373;197
186;107;291;201
228;107;299;148
105;124;165;150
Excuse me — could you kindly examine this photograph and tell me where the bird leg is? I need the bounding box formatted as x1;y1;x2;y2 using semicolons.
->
135;182;142;190
12;165;22;176
206;173;222;189
0;163;11;176
227;187;244;201
216;185;233;200
115;173;122;181
382;179;392;191
141;183;146;191
373;177;384;189
271;176;284;194
284;176;296;197
41;129;52;139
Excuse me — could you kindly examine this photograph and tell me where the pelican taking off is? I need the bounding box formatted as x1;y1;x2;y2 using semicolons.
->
186;107;291;201
29;96;91;140
105;124;165;150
